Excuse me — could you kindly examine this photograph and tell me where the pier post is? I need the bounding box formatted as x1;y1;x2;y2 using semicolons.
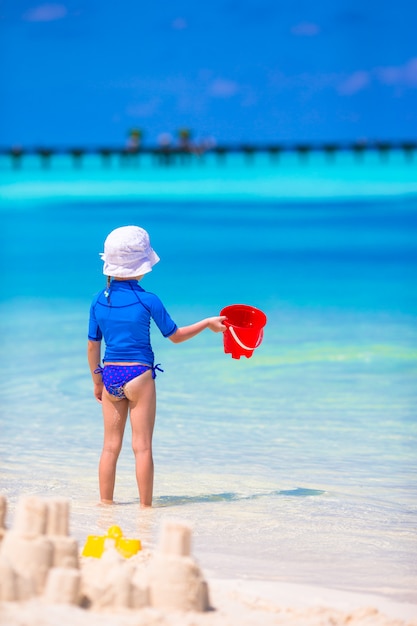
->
70;148;85;168
401;141;416;162
9;147;24;169
376;141;392;162
322;143;339;162
37;148;54;169
267;144;282;162
295;143;312;162
98;148;112;167
241;144;256;163
214;145;227;163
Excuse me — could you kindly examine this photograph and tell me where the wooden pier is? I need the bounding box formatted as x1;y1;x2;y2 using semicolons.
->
1;141;416;169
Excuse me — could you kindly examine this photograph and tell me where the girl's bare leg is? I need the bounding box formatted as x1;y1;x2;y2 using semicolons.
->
124;370;156;507
99;391;129;503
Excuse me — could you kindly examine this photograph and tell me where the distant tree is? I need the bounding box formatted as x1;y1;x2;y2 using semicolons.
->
178;128;192;150
127;128;143;152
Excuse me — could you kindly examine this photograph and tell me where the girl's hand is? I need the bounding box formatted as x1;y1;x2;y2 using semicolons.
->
169;316;227;343
207;316;227;333
94;381;104;403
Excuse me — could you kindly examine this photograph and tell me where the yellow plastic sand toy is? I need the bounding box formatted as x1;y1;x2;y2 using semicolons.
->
81;525;141;558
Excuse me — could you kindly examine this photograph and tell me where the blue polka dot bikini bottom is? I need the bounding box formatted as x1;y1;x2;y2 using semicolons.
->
94;363;164;399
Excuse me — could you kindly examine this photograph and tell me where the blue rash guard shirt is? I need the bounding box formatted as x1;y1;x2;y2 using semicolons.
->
88;280;178;365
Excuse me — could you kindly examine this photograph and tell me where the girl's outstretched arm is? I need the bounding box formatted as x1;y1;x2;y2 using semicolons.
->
169;316;226;344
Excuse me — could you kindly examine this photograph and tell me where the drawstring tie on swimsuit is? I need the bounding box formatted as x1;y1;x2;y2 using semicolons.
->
151;364;164;379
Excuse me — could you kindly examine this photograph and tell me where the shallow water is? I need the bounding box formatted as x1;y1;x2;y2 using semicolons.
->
0;152;416;602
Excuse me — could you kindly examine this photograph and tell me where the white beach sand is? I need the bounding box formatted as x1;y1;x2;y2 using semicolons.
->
1;575;416;626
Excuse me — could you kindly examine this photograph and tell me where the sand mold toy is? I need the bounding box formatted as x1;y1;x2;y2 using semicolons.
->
82;525;141;559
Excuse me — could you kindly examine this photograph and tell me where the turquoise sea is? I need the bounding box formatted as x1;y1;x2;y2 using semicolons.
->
0;150;416;602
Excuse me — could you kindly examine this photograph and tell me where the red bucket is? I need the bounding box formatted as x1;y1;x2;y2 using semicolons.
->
220;304;267;359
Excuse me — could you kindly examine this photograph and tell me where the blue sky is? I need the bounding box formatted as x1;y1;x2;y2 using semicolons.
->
1;1;416;147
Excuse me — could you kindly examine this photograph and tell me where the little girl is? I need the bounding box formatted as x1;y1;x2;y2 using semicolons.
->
87;225;226;507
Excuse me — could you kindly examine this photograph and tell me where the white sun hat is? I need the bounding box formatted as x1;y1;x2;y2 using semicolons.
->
100;226;160;277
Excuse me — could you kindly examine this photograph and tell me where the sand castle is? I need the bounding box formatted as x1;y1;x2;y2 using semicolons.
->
0;494;210;613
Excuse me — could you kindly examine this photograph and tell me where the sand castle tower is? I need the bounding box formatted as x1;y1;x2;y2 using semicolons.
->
0;495;80;603
148;520;210;611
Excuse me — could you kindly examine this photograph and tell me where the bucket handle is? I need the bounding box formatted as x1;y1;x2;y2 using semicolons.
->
227;324;264;352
